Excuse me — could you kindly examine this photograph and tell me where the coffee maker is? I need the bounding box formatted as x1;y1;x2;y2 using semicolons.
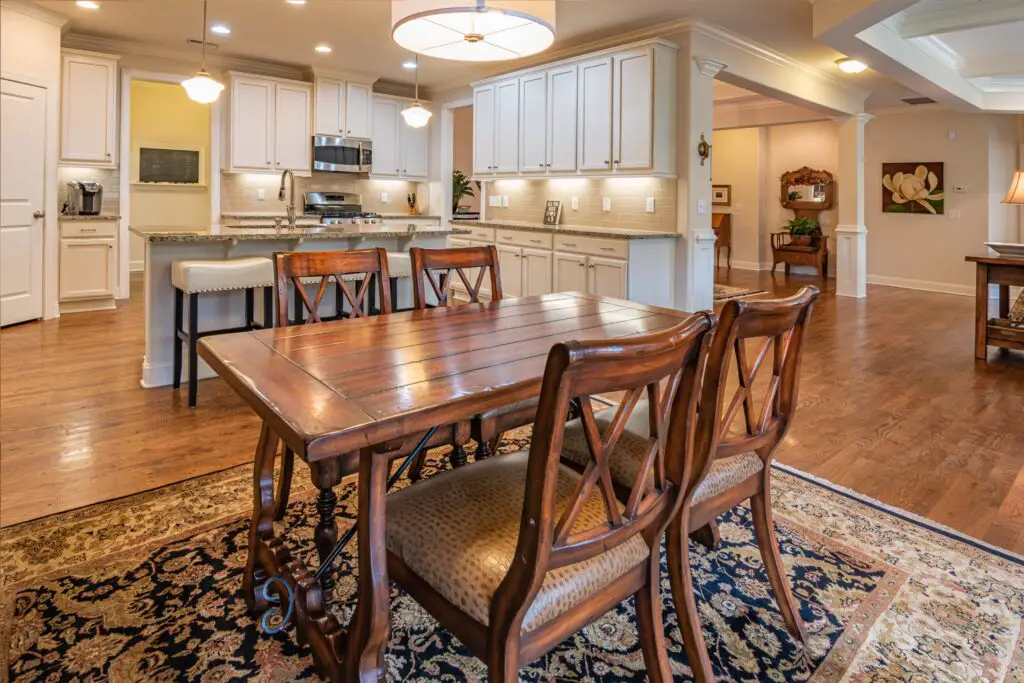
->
66;181;103;216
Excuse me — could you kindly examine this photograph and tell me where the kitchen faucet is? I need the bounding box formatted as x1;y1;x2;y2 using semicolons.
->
278;169;296;227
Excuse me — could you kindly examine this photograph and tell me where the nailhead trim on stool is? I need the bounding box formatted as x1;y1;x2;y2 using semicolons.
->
172;258;275;408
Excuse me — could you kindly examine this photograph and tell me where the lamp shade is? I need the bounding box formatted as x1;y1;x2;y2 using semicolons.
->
1004;171;1024;205
401;101;433;128
392;0;555;61
182;71;224;104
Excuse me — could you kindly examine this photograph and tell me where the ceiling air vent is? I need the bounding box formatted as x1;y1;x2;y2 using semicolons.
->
902;96;936;105
186;39;219;50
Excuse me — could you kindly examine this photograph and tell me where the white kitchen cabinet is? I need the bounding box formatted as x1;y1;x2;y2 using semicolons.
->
613;49;654;171
274;83;312;173
60;50;119;167
588;255;628;299
401;122;430;179
228;73;311;175
371;95;430;180
494;79;520;173
554;252;588;293
577;57;613;172
59;218;118;312
496;244;523;297
473;84;496;175
519;72;547;173
522;248;553;297
546;65;578;172
314;78;373;139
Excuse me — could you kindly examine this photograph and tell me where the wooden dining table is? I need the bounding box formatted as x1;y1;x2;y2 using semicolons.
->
198;291;692;682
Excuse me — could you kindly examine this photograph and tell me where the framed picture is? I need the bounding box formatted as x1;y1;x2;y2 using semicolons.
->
543;200;562;226
882;162;944;215
712;184;732;207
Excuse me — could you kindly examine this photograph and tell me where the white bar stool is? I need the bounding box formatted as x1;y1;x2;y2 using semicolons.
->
171;257;275;408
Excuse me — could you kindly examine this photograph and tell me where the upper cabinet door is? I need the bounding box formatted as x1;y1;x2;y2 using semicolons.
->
546;65;577;173
519;73;547;173
314;78;344;137
345;82;373;139
231;77;275;171
473;84;496;175
274;83;312;173
577;57;613;172
494;79;520;173
61;52;118;166
371;98;400;176
401;121;429;179
613;49;654;170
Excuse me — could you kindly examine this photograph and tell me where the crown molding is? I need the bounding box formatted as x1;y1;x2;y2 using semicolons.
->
908;35;964;72
969;76;1024;94
61;32;309;81
714;94;793;113
0;0;68;27
897;0;1024;39
694;58;728;78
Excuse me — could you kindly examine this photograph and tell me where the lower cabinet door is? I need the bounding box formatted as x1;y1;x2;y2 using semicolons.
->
521;248;552;297
553;251;587;293
496;244;523;298
587;255;628;299
59;237;116;300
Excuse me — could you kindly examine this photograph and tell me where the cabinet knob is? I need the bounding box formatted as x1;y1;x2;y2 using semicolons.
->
577;262;584;268
604;160;610;165
588;264;595;269
108;244;114;249
614;160;620;164
106;153;111;158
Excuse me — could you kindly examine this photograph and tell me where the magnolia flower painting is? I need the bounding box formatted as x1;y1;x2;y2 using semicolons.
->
882;162;945;215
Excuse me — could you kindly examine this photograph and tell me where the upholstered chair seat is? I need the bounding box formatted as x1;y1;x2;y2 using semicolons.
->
386;451;649;631
561;400;764;504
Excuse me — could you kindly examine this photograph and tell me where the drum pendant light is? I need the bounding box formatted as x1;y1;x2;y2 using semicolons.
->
401;54;432;128
181;0;224;104
392;0;555;62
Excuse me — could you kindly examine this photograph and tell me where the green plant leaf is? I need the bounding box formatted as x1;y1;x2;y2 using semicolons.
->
885;204;908;213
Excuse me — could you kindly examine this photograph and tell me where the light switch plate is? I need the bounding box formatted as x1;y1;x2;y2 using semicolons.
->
697;199;708;215
501;195;510;208
380;192;389;203
645;197;655;213
602;197;612;212
489;195;501;207
256;189;266;201
571;197;579;211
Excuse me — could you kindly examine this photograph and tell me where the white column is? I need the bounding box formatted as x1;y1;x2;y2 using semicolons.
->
834;113;873;298
673;51;723;312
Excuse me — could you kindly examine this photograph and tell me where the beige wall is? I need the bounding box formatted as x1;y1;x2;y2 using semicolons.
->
483;177;677;232
710;127;763;269
221;173;424;215
452;105;479;212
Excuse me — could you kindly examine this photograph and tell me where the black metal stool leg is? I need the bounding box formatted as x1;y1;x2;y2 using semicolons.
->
188;293;199;409
172;288;184;390
245;288;255;329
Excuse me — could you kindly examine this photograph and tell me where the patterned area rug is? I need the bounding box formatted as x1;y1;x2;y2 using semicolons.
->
2;429;1022;681
714;284;767;302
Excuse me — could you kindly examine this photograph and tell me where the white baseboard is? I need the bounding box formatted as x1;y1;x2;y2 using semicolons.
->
723;260;770;272
130;259;145;273
866;274;973;297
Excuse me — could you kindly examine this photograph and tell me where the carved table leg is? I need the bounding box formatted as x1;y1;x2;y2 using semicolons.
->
311;460;344;601
449;444;468;468
244;423;281;615
346;447;392;683
474;439;494;460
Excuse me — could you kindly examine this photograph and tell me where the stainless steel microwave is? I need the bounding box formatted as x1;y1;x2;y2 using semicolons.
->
312;136;372;173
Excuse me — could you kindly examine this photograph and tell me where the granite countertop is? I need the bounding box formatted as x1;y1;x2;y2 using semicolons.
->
454;220;679;240
130;224;469;243
380;214;442;220
220;212;443;220
60;214;121;221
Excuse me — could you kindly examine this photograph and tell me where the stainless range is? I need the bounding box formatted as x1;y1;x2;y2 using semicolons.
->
303;192;381;226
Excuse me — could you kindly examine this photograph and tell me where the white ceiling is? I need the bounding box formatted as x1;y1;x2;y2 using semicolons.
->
36;0;918;107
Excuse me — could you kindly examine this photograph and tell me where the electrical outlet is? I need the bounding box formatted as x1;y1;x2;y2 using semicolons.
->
501;195;510;208
645;197;655;213
602;197;612;212
949;209;962;220
571;197;579;211
256;189;266;201
489;195;501;207
697;199;708;215
948;131;957;140
955;185;966;193
380;192;389;203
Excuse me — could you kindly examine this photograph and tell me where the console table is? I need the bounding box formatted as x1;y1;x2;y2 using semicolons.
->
966;254;1024;359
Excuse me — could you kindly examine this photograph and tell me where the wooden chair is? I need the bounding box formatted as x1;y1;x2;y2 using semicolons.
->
560;286;819;681
770;232;828;278
384;312;717;682
712;212;732;269
408;246;538;467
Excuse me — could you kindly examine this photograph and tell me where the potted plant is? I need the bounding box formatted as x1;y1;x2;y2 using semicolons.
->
782;216;821;247
452;169;475;214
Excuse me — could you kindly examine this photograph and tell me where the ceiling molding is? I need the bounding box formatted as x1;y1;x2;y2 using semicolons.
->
694;58;727;78
908;35;964;71
969;76;1024;93
0;0;68;27
61;32;311;81
961;53;1024;79
897;0;1024;39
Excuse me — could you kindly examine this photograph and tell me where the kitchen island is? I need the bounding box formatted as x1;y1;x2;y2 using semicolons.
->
132;223;468;388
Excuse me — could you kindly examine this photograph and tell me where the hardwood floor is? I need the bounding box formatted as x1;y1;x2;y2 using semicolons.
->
2;270;1022;553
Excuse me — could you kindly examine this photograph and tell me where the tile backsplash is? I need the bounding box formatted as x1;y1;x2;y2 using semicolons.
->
484;177;677;232
57;167;121;215
221;172;429;215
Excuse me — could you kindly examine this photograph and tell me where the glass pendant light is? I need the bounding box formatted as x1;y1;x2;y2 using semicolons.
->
401;54;432;128
182;0;224;104
392;0;555;62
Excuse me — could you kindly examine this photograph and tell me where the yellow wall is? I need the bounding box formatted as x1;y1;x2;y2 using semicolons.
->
129;80;211;266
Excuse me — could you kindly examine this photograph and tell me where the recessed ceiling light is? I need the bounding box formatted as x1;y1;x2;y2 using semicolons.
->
286;0;306;4
210;24;231;35
315;44;332;54
402;60;418;70
75;1;100;8
836;58;867;74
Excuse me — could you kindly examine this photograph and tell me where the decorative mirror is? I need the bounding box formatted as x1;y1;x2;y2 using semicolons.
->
780;167;835;220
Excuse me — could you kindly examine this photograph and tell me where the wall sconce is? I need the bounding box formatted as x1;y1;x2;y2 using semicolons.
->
697;134;711;167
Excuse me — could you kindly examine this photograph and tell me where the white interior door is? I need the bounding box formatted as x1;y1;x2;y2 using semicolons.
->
1;79;46;326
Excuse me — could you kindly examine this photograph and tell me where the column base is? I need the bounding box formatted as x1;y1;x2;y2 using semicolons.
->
834;224;867;299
